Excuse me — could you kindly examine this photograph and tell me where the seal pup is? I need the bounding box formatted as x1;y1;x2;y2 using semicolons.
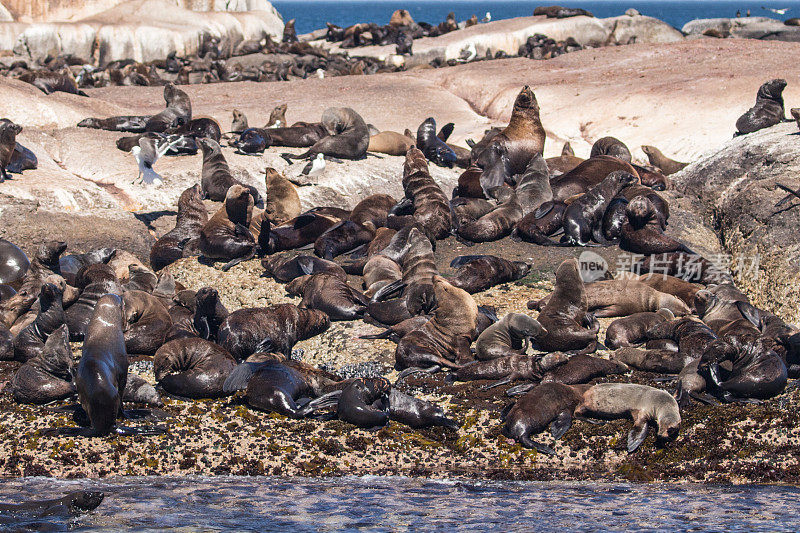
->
416;117;457;167
605;309;675;349
388;388;459;429
540;354;629;385
154;337;236;399
451;352;567;388
550;156;638;202
590;137;631;162
218;303;330;361
575;383;681;452
533;259;599;353
59;247;115;287
11;324;74;404
199;184;257;271
457;187;523;243
151;184;208;271
262;209;345;254
0;119;22;182
0;241;65;328
122;290;172;356
264;168;301;225
197;137;260;203
735;78;787;135
641;145;688;175
286;273;369;321
448;255;530;294
619;197;689;255
267;104;287;128
12;282;65;362
284;107;370;160
368;131;415;156
472;86;545;174
474;313;546;360
262;254;345;283
502;382;591;454
515;153;552;215
231;109;248;133
582;279;691;318
337;377;391;428
388;147;451;240
78;115;151;133
561;170;638;246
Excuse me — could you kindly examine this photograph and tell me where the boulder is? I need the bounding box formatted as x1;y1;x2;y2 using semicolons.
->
671;122;800;322
682;17;787;39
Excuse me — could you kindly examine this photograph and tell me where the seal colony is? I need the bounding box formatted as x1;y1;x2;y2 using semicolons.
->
1;56;800;482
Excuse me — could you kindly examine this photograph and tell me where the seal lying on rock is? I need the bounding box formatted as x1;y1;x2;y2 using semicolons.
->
286;273;369;321
448;255;530;294
154;338;237;399
151;184;208;271
641;145;688;175
199;185;257;271
474;313;546;360
575;383;681;452
11;325;74;404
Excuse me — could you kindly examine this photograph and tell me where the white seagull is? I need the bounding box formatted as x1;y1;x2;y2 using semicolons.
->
763;6;790;14
301;153;326;178
131;136;179;186
315;68;325;79
481;11;491;23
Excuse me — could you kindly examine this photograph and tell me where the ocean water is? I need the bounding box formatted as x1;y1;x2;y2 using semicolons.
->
273;0;800;35
2;476;800;531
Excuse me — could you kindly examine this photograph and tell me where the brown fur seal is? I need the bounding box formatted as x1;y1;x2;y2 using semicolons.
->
262;254;345;283
0;241;65;328
79;115;151;133
550;156;638;202
395;275;478;371
286;273;368;321
154;337;236;398
457;187;522;243
262;209;345;254
541;354;629;384
0;238;29;286
636;273;701;309
619;197;689;255
0;119;22;182
108;250;146;282
288;107;370;160
388;387;459;430
515;153;552;215
452;352;567;386
218;303;330;361
633;252;726;284
122;290;172;356
735;79;787;135
590;137;631;162
337;377;392;428
0;491;104;516
450;197;495;229
448;255;530;294
473;86;545;174
58;247;115;287
611;345;694;374
199;185;257;271
641;145;688;175
502;382;591;454
12;282;65;362
150;184;208;271
313;221;373;260
11;324;73;404
231;109;248;133
474;312;546;360
264;168;300;225
387;147;451;240
562;170;638;245
266;104;287;128
145;82;192;132
454;165;486;199
123;264;157;293
349;193;397;231
533;259;599;353
605;309;675;349
581;279;691;317
514;200;567;244
416;117;458;167
575;383;680;451
197;138;260;203
18;70;87;97
65;264;122;341
368;131;415;156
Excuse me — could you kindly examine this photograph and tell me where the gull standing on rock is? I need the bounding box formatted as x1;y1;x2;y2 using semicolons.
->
131;136;179;186
482;12;491;23
302;153;326;179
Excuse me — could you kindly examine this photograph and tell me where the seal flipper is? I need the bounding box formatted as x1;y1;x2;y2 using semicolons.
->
449;255;487;268
627;422;649;452
519;435;556;455
388;198;414;216
370;279;406;302
549;410;573;440
735;301;762;328
506;382;535;396
396;365;441;382
223;361;268;392
115;425;166;436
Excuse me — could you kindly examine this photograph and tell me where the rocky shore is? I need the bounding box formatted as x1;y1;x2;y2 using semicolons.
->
0;9;800;483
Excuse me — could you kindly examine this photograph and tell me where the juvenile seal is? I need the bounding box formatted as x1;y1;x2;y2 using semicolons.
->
515;153;552;215
514;200;567;244
78;115;151;133
288;107;370;160
448;255;530;294
636;273;701;309
457;187;523;243
562;170;638;245
264;168;301;225
473;86;545;174
641;145;688;175
735;79;787;135
11;324;74;404
145;82;192;132
0;241;65;327
197;138;260;203
154;337;236;399
540;354;629;384
416;117;457;167
59;247;115;287
590;137;631;162
231;109;248;133
150;184;208;271
533;259;599;353
262;254;345;283
267;104;287;128
337;377;391;428
388;388;459;429
605;309;675;349
581;279;691;317
575;383;681;451
286;273;368;321
199;184;257;271
550;156;638;202
502;382;591;454
474;313;546;360
123;290;172;356
218;303;330;361
0;119;22;182
452;352;567;387
369;131;416;156
262;209;344;254
13;282;65;362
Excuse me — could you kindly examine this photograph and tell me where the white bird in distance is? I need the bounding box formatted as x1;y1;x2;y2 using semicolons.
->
763;6;790;15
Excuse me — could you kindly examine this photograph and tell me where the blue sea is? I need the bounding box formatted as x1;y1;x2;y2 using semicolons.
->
3;476;800;531
273;0;800;34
